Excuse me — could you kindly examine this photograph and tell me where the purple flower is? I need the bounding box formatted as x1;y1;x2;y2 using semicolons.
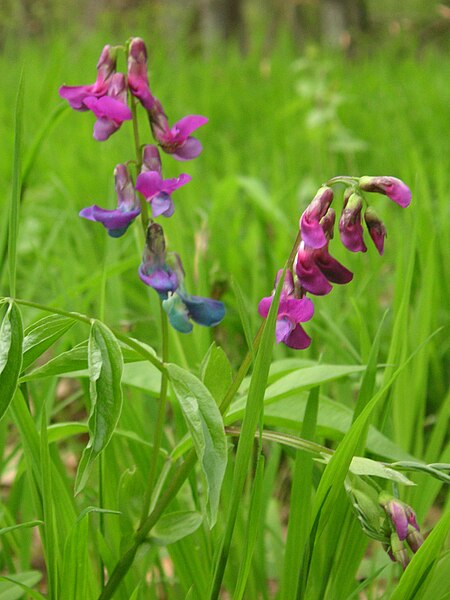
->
339;191;367;253
136;170;191;218
163;292;225;333
152;113;209;161
379;493;421;542
59;45;117;111
83;73;132;141
80;164;140;237
141;144;163;174
299;187;334;249
127;37;156;111
258;270;314;350
138;223;179;298
358;176;412;208
364;207;386;255
295;241;353;296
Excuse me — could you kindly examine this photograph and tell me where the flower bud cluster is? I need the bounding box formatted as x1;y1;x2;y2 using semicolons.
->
60;38;224;333
259;175;411;349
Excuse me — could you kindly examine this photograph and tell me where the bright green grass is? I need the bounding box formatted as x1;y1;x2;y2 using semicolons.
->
0;29;448;600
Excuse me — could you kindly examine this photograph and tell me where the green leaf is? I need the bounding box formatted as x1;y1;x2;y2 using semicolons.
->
167;363;227;527
0;571;43;600
75;321;123;494
0;302;23;421
150;511;203;545
201;343;233;404
20;340;89;381
0;520;43;536
22;314;75;371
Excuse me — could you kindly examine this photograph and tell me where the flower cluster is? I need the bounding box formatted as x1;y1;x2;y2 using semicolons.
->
60;38;224;333
259;175;411;349
347;479;423;569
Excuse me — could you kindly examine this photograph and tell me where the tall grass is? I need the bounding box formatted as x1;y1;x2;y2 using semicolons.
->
0;27;448;600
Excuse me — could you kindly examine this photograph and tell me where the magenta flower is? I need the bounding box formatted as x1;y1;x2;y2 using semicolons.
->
152;113;209;161
59;45;117;111
138;223;179;298
379;493;421;542
339;191;367;253
295;241;353;296
299;187;334;249
79;164;140;237
135;169;191;218
83;73;132;141
364;207;386;255
358;176;412;208
258;270;314;350
141;144;163;174
127;37;156;111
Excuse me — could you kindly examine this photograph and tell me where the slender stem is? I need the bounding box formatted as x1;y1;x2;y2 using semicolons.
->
129;94;149;234
10;297;165;373
98;454;105;589
325;175;359;187
139;303;169;524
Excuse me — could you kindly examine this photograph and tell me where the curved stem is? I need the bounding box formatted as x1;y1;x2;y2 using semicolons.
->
325;175;359;187
129;94;149;234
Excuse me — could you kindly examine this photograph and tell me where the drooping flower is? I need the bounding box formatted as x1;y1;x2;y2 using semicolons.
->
151;110;209;161
296;209;353;295
299;186;334;249
79;164;140;237
364;206;387;255
135;167;191;218
338;190;367;253
83;73;132;141
59;45;117;111
127;37;156;111
358;176;412;208
161;252;225;333
138;223;179;298
258;270;314;349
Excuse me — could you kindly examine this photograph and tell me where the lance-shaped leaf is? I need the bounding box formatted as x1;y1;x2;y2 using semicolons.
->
22;314;75;371
0;302;23;421
167;363;227;527
75;321;123;494
150;511;203;545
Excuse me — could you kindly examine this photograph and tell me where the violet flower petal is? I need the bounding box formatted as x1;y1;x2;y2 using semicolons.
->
279;297;315;323
296;252;333;296
275;318;294;344
172;115;208;137
179;294;226;327
172;138;204;161
258;296;273;318
285;323;312;350
151;193;175;218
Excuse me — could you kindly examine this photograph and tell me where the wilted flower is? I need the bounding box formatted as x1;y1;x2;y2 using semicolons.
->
127;37;156;111
358;176;412;208
79;164;140;237
258;270;314;349
138;223;179;298
299;186;334;249
59;45;117;111
338;190;367;253
136;169;191;218
83;73;132;141
162;252;225;333
364;206;387;255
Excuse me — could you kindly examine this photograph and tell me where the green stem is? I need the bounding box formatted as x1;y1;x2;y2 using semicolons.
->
139;303;169;524
325;175;359;187
98;454;105;589
130;94;149;234
9;297;165;373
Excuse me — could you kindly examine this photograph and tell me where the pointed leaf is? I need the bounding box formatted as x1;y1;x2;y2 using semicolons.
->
201;343;233;404
22;314;75;371
150;511;203;545
0;302;23;421
167;363;227;527
75;321;123;494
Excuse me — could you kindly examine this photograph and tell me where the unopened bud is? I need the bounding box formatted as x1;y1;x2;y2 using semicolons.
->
364;206;386;255
359;176;411;208
339;192;367;253
299;186;334;249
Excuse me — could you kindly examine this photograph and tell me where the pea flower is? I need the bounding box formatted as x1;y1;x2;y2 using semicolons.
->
138;223;179;298
364;207;387;255
338;190;367;253
79;164;140;237
358;176;412;208
258;270;314;349
379;492;421;542
299;186;334;249
135;166;191;218
83;73;132;141
127;37;156;111
59;45;117;111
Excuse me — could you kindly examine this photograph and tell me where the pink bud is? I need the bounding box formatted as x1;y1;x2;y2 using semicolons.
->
299;187;334;249
364;206;386;255
359;176;412;208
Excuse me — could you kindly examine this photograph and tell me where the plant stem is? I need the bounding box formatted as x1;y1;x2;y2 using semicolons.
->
139;303;169;524
129;93;149;234
325;175;359;187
